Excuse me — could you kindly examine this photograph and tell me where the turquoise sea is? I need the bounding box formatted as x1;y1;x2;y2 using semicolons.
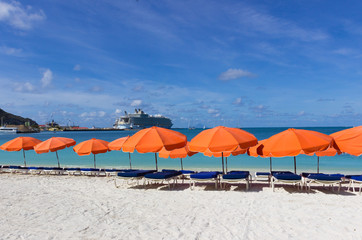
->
1;127;362;174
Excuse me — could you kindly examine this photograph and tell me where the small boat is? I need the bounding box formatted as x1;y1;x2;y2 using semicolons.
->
0;126;18;133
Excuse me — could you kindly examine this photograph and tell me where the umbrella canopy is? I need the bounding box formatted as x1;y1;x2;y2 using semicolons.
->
158;142;196;170
189;126;258;153
0;137;42;166
256;128;334;173
34;137;76;168
202;146;246;157
260;128;333;157
247;140;273;172
158;142;196;159
247;140;266;157
108;136;129;150
330;126;362;156
0;137;42;151
122;126;187;171
108;136;132;169
34;137;76;153
122;126;187;153
73;138;109;168
189;126;258;173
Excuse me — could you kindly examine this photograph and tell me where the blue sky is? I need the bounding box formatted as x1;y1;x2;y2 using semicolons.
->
1;0;362;128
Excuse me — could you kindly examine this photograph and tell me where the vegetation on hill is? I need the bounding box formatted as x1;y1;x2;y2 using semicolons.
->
0;108;38;127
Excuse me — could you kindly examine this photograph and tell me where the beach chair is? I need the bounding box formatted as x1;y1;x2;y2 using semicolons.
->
144;170;183;189
115;170;156;187
271;172;302;192
220;171;251;190
7;165;21;173
189;171;221;190
104;169;137;177
0;165;9;173
80;168;106;176
305;173;344;193
347;175;362;194
255;172;271;182
64;167;82;176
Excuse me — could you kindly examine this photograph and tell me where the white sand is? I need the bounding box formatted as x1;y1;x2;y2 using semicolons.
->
0;174;361;240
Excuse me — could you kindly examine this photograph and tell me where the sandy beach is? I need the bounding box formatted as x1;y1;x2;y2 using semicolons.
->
0;174;361;240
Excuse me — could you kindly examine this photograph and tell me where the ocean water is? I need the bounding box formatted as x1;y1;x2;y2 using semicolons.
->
1;127;362;174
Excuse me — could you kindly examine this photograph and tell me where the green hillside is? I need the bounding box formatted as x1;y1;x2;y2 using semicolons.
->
0;108;38;126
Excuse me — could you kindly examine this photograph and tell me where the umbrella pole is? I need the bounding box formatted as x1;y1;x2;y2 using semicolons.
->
221;152;225;174
56;151;60;168
128;153;132;169
94;154;96;168
270;157;272;172
225;157;228;173
294;156;297;174
317;156;320;174
154;153;158;171
23;149;26;167
180;158;183;170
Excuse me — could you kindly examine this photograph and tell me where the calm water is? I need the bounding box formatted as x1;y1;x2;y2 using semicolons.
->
1;127;361;174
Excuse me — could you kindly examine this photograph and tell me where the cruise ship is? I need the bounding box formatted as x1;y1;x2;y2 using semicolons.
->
113;109;173;129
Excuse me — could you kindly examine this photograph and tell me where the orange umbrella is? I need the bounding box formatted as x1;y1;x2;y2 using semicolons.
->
34;137;76;167
108;136;132;169
0;137;42;166
256;128;334;173
247;139;274;172
122;126;187;171
189;126;258;173
330;126;362;156
73;138;109;168
158;142;197;170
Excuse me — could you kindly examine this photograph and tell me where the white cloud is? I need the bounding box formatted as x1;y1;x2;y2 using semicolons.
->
0;1;45;30
207;108;219;114
0;45;22;56
73;64;81;71
80;111;106;118
131;99;142;107
115;109;122;115
233;97;242;105
219;68;254;81
90;85;103;92
13;81;35;92
98;111;106;117
41;69;53;88
297;111;306;116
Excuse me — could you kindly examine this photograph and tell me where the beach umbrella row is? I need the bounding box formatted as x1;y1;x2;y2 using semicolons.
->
1;126;362;172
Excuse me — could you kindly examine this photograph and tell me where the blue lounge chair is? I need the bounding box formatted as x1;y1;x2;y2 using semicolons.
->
115;170;156;186
7;165;21;173
305;173;344;192
80;168;106;176
221;171;251;190
144;170;182;189
0;165;9;173
255;172;271;182
271;172;302;192
104;168;137;177
64;167;82;175
189;171;221;190
347;175;362;194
